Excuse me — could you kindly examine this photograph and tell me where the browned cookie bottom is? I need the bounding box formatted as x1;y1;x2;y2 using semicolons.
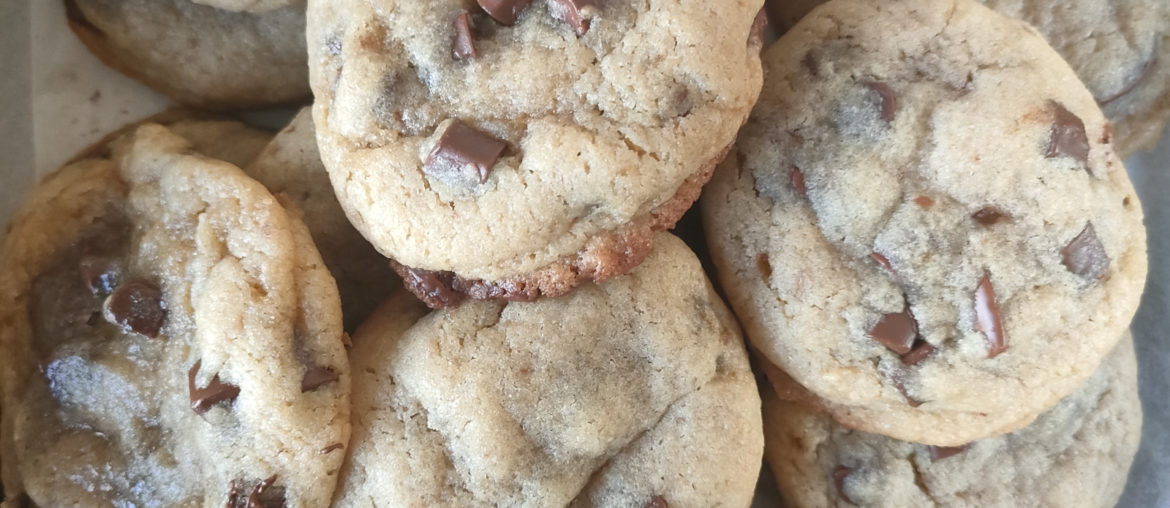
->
392;144;731;309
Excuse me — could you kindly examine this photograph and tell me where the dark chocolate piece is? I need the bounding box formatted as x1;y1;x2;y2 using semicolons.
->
1061;222;1109;281
424;120;507;184
972;207;1008;226
477;0;532;25
400;266;466;309
644;495;668;508
301;366;340;392
189;360;241;414
789;166;807;195
895;377;923;407
1046;101;1090;165
871;252;893;273
864;81;897;123
974;273;1007;358
550;0;598;35
927;444;969;461
452;11;477;60
104;280;167;338
247;475;283;508
867;311;918;354
833;466;855;504
914;195;934;208
757;253;773;278
901;340;935;366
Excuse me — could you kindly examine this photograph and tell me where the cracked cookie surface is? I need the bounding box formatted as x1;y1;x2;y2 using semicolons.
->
0;123;349;507
766;0;1170;157
69;0;309;109
333;233;763;507
307;0;764;306
703;0;1147;446
763;335;1141;508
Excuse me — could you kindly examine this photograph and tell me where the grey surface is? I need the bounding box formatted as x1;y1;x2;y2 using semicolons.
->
0;0;33;230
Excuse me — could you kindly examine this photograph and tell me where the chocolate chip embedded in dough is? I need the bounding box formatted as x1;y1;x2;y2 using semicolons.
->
901;340;935;366
397;265;467;309
103;280;167;338
928;444;969;460
549;0;598;35
321;443;344;454
301;366;340;392
643;495;668;508
833;466;856;504
972;207;1008;226
1046;101;1090;165
477;0;532;25
789;166;807;195
914;195;934;208
756;253;773;278
974;273;1007;358
424;120;508;185
188;360;241;414
1061;222;1109;281
452;11;477;60
864;81;897;124
867;311;918;354
247;475;284;508
871;252;893;273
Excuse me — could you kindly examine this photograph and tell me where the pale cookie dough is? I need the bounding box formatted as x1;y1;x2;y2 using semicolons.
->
307;0;766;307
246;108;398;331
703;0;1147;446
67;0;309;110
332;233;763;507
0;123;349;507
192;0;295;12
766;0;1170;157
764;336;1142;508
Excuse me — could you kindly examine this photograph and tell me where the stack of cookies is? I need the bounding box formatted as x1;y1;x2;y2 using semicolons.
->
0;0;1162;506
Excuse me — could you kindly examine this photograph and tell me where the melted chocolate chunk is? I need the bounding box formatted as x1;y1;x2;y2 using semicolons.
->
1061;222;1109;281
1046;101;1090;165
864;81;897;124
248;475;284;508
901;340;935;366
644;495;668;508
400;266;466;309
301;366;339;392
871;252;893;273
789;166;807;196
477;0;532;25
103;280;166;338
867;311;918;354
550;0;598;35
424;120;507;185
914;195;934;208
895;377;924;407
452;11;477;60
833;466;856;504
189;360;241;414
321;443;344;454
928;444;969;460
756;253;773;278
972;207;1008;226
974;273;1007;358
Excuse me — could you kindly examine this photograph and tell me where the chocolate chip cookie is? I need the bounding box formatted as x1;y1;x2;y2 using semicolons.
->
703;0;1147;446
332;233;763;507
307;0;766;308
0;123;349;506
67;0;309;109
766;0;1170;157
763;335;1142;508
245;108;398;331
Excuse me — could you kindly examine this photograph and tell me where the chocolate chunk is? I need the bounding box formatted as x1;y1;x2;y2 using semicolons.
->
79;256;121;295
452;11;477;60
914;195;934;208
301;366;339;392
757;253;773;278
864;81;897;123
895;377;924;407
550;0;598;35
1046;101;1090;165
477;0;532;25
871;252;893;273
424;120;507;185
928;444;969;460
901;340;935;366
321;443;344;454
748;8;768;46
867;311;918;354
1061;222;1109;281
189;360;241;414
972;207;1008;226
974;273;1007;358
644;495;668;508
399;266;466;308
789;166;807;196
247;475;284;508
833;466;855;504
103;280;166;338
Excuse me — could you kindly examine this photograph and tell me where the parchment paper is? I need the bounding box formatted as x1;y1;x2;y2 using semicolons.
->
0;2;1165;506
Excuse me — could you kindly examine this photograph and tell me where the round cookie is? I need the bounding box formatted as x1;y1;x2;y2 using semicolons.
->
702;0;1147;446
245;108;399;332
332;233;763;507
0;123;349;506
763;335;1142;508
67;0;309;110
307;0;766;308
765;0;1170;157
